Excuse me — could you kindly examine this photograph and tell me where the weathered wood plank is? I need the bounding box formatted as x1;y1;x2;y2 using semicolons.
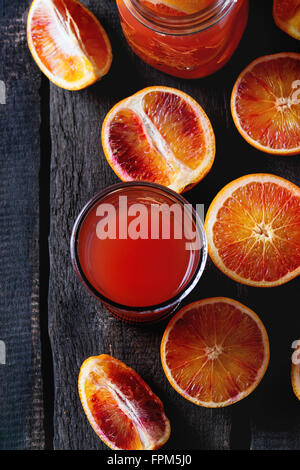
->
48;0;233;450
49;0;300;450
0;1;44;450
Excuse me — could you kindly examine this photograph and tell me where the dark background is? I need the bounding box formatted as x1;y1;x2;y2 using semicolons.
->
0;0;299;450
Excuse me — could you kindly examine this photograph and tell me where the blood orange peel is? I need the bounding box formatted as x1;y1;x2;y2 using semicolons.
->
161;297;270;408
101;86;215;193
204;173;300;287
27;0;112;91
78;354;170;450
231;53;300;155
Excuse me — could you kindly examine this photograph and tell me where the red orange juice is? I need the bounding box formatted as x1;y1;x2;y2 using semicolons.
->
116;0;249;79
71;182;207;323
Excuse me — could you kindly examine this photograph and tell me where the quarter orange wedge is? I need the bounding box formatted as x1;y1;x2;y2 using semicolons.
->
27;0;112;90
102;86;215;193
273;0;300;40
231;53;300;155
161;298;269;407
204;174;300;287
78;355;170;450
292;340;300;400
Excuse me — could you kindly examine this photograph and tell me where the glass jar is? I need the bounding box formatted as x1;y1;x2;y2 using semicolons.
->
116;0;249;79
70;182;207;324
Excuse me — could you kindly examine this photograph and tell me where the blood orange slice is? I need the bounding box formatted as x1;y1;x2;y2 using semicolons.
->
141;1;186;15
273;0;300;40
78;355;170;450
231;53;300;155
27;0;112;90
102;86;215;193
140;0;213;15
291;340;300;400
161;298;269;407
204;174;300;287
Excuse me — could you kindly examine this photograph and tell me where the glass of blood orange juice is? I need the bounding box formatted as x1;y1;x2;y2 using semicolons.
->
71;182;207;323
116;0;249;79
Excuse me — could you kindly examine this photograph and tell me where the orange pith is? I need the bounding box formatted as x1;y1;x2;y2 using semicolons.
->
27;0;112;90
161;298;269;407
204;174;300;287
140;0;213;15
78;355;170;450
231;53;300;155
102;86;215;193
291;340;300;400
273;0;300;40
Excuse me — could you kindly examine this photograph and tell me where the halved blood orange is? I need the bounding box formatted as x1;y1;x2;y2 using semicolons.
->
140;0;212;15
291;340;300;400
78;355;170;450
204;174;300;287
102;86;215;193
27;0;112;90
161;298;270;407
273;0;300;40
231;53;300;155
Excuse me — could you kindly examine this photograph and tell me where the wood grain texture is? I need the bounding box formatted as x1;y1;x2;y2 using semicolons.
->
0;0;44;450
48;0;300;450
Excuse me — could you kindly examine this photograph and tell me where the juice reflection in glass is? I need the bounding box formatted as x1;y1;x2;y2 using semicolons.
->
71;182;207;323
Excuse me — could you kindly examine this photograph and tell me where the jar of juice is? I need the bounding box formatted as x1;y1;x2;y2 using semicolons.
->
116;0;249;79
71;182;207;324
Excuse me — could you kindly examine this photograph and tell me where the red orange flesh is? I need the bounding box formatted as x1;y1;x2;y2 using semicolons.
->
205;174;300;287
102;86;215;193
78;355;170;450
273;0;300;40
27;0;112;90
231;53;300;155
140;0;213;15
161;298;269;407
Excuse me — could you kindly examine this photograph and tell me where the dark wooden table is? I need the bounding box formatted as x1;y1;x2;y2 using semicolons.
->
1;0;299;450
